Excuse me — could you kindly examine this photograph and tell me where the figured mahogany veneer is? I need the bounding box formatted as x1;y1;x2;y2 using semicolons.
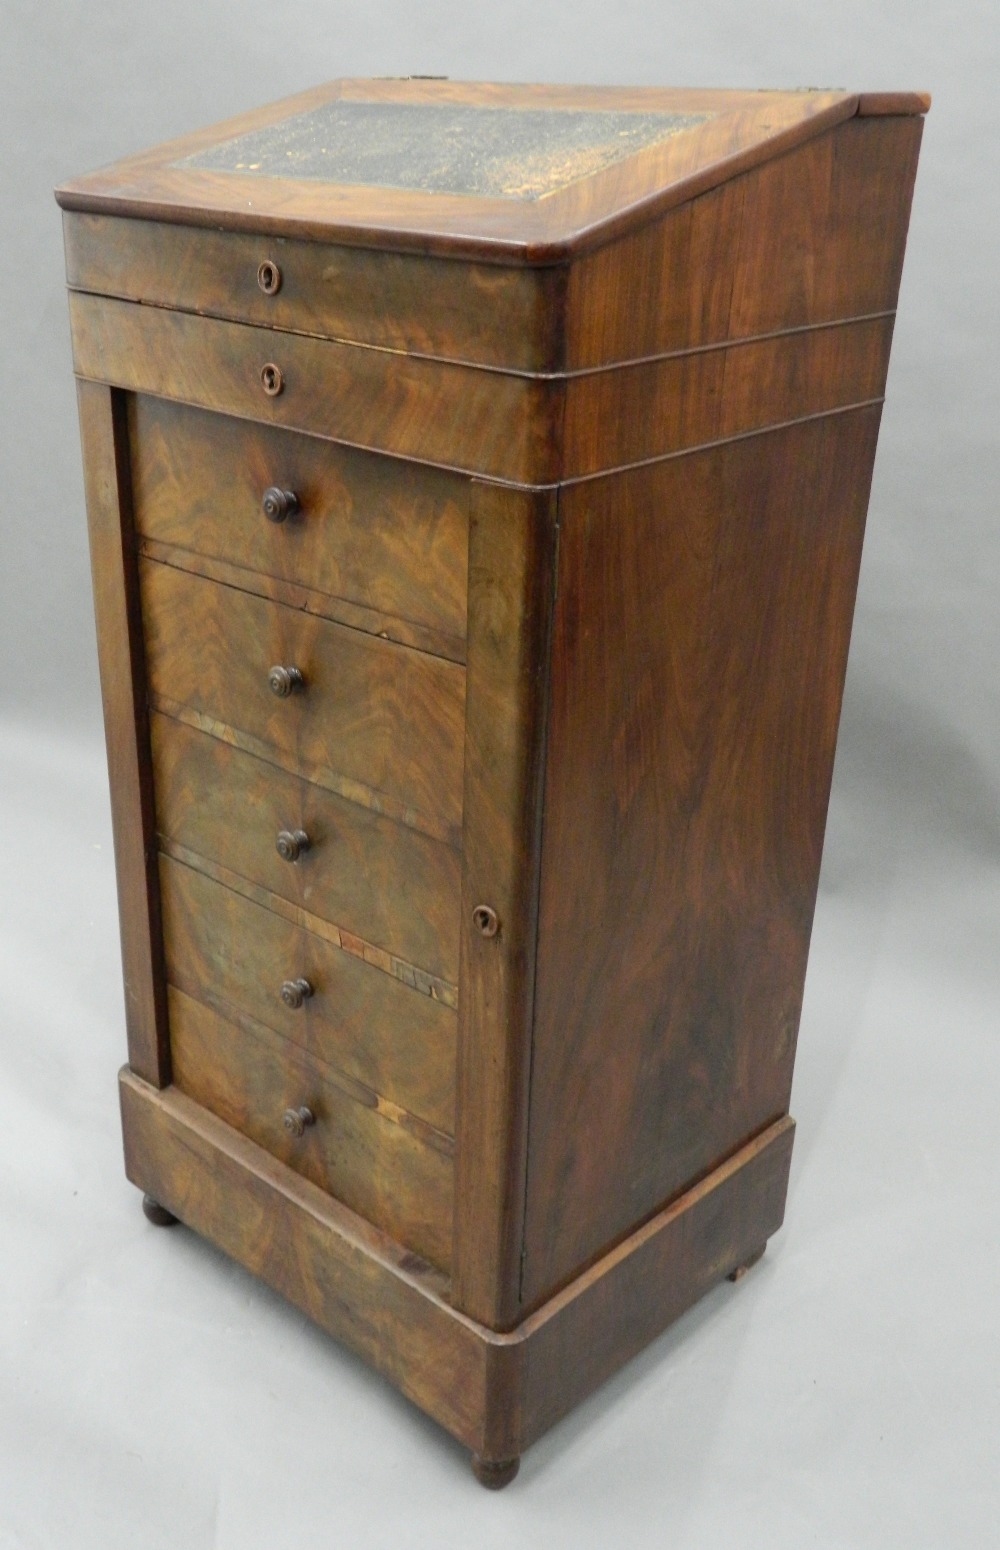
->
151;716;462;988
128;395;470;659
61;78;928;1485
159;855;457;1133
168;987;455;1270
140;558;466;844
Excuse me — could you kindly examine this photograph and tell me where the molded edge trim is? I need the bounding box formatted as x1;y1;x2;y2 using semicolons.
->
856;92;931;116
119;1068;794;1462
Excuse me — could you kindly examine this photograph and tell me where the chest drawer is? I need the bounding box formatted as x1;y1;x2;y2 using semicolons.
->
63;212;560;371
128;396;468;658
141;559;466;844
168;985;453;1270
160;856;456;1134
69;290;557;483
151;715;460;987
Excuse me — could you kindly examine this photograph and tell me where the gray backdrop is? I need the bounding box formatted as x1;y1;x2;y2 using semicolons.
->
2;1;997;1546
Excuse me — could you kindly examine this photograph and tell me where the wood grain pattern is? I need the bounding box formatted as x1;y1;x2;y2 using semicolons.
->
128;395;469;651
70;292;560;484
150;713;461;983
64;212;563;370
65;76;928;1467
72;127;921;498
140;559;466;844
168;987;454;1270
138;538;464;665
452;482;558;1329
564;115;924;368
161;837;457;1008
160;855;457;1133
76;381;169;1086
74;253;905;496
516;1116;794;1445
56;80;864;262
120;1069;793;1459
119;1070;492;1445
522;408;882;1305
562;314;893;476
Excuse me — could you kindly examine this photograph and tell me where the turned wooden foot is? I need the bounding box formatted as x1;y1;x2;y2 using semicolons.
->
727;1243;766;1282
471;1454;520;1489
142;1193;179;1227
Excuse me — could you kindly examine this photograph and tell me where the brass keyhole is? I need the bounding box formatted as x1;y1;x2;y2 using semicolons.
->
472;905;499;938
260;362;284;397
257;259;282;295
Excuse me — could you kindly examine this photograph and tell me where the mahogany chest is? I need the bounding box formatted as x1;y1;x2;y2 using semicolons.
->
57;79;927;1486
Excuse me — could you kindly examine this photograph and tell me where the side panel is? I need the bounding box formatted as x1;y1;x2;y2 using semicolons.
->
519;1117;795;1448
561;313;893;475
564;115;924;368
452;483;558;1329
522;407;882;1305
77;381;169;1085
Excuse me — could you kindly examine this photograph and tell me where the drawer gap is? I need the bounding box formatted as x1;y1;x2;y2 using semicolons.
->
152;696;463;851
139;537;468;666
167;985;454;1271
159;837;459;1009
167;978;455;1157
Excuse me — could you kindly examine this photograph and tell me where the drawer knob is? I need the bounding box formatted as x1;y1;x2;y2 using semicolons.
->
280;977;313;1010
257;259;282;295
260;362;284;397
261;486;300;523
283;1105;315;1138
268;664;305;698
276;828;311;863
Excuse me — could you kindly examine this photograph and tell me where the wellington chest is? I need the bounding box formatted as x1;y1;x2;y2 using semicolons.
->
57;79;928;1486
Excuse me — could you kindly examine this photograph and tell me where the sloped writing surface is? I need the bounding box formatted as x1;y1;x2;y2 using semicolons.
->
178;100;711;200
55;81;862;260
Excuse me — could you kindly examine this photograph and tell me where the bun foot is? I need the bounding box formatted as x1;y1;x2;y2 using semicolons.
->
471;1454;520;1489
727;1243;766;1282
142;1194;179;1227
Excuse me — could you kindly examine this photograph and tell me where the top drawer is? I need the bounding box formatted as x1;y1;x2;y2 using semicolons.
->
62;212;563;372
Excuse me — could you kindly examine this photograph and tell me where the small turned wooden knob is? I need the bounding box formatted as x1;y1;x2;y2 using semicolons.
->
257;258;282;295
280;977;313;1010
268;664;305;698
261;486;300;523
276;828;310;863
282;1106;315;1138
